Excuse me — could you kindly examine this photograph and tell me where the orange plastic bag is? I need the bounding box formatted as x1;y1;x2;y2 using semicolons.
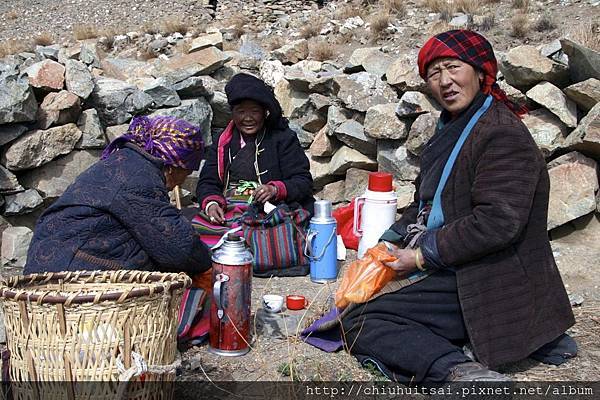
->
335;243;397;308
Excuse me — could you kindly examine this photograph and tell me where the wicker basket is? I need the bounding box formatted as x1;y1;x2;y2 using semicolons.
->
0;270;191;384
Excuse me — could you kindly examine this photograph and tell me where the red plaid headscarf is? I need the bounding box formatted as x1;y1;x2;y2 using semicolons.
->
418;29;527;116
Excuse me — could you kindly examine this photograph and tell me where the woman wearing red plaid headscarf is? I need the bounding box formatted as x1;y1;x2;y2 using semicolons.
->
341;30;575;382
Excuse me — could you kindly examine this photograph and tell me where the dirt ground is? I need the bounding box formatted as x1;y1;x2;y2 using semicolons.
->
179;214;600;383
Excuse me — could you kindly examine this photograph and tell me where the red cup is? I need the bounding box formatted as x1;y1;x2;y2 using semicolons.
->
286;295;308;310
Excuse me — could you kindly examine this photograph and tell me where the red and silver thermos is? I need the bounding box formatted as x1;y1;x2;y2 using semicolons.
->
209;233;254;356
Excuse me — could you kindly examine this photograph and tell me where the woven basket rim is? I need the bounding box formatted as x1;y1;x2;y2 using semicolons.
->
0;270;191;305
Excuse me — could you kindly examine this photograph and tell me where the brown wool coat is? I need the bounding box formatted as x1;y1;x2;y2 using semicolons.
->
403;100;575;368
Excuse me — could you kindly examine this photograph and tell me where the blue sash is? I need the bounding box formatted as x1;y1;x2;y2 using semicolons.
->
423;95;493;229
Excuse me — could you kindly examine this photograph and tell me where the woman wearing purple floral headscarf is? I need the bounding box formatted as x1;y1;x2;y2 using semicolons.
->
25;116;211;275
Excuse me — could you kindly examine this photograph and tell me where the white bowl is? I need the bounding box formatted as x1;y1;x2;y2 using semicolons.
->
262;294;284;313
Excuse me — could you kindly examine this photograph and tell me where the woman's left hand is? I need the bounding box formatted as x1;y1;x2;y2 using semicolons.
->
384;248;418;278
253;184;277;203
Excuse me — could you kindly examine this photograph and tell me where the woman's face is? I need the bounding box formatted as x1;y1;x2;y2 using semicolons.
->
232;100;266;136
426;57;484;115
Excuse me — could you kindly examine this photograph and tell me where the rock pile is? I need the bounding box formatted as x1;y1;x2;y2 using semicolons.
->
0;25;599;277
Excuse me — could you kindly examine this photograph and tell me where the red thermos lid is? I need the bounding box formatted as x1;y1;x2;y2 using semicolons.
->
368;172;393;192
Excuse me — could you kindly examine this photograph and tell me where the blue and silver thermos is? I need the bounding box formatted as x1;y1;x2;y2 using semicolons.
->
305;200;338;283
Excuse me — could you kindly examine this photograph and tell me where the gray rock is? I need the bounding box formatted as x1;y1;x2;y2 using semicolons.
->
20;150;101;199
564;78;600;111
377;141;420;181
57;44;81;65
406;113;438;156
289;122;315;148
24;59;65;91
173;76;218;98
64;59;94;99
499;45;569;90
396;91;441;118
105;124;129;142
37;90;82;129
0;75;38;124
238;37;267;61
0;124;28;147
560;38;600;83
309;93;330;114
449;13;470;28
209;91;231;129
149;98;213;146
497;80;528;108
79;41;101;68
149;38;169;53
346;48;393;78
334;72;398;112
101;57;153;82
346;47;379;73
539;40;563;58
334;119;376;156
142;78;181;107
316;180;346;204
527;82;578;128
308;72;341;96
76;109;106;149
344;168;370;200
395;181;416;210
309;155;336;189
3;123;83;171
309;126;338;157
150;47;232;81
274;79;311;119
329;146;377;176
563;102;600;158
190;32;224;52
271;39;309;65
283;68;317;93
364;103;408;140
385;51;428;94
259;60;286;88
547;152;598;230
3;189;43;215
326;106;352;136
522;109;569;157
90;78;152;126
0;165;24;194
1;226;33;274
35;45;60;61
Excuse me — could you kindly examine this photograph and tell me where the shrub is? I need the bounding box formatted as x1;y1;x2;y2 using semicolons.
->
511;0;530;11
535;14;556;32
369;12;391;38
33;32;54;46
455;0;480;15
569;22;600;51
73;24;100;40
382;0;406;16
160;16;190;35
309;39;335;61
0;39;32;58
511;13;530;38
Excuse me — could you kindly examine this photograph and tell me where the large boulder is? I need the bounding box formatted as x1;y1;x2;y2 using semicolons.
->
309;155;336;189
64;59;94;99
274;79;310;120
173;75;218;98
3;124;83;171
105;124;129;142
37;90;82;129
3;189;43;216
20;150;101;199
334;119;376;156
24;59;65;91
151;47;231;81
563;102;600;158
396;91;441;119
149;98;213;145
79;41;101;68
309;126;338;157
346;47;393;78
76;109;106;149
499;45;569;90
1;226;33;275
90;78;153;126
0;75;38;124
333;72;398;112
364;103;409;140
526;82;578;128
190;31;224;52
377;141;420;181
0;124;28;147
101;58;153;83
329;146;377;175
289;122;315;148
560;38;600;83
259;60;286;88
522;109;569;157
563;78;600;112
0;165;23;194
547;152;598;230
326;105;353;136
385;51;428;93
142;78;181;108
271;39;309;65
316;180;346;204
344;168;370;200
208;91;231;129
406;113;437;156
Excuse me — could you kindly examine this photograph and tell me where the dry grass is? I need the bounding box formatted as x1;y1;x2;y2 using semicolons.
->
309;39;335;61
225;14;248;40
300;19;323;39
369;12;391;39
478;15;496;31
534;13;556;32
428;20;452;36
382;0;406;16
511;13;530;38
5;10;18;20
141;21;160;35
73;23;100;40
423;0;455;14
335;1;365;20
511;0;531;11
33;32;54;46
569;22;600;51
0;39;32;58
455;0;480;14
137;47;156;61
160;15;190;35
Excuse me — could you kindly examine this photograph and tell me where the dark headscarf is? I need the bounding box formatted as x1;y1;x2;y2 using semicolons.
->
224;73;289;130
418;29;527;116
101;116;203;170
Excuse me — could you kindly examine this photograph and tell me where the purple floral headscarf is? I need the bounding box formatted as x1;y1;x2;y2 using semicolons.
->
101;116;204;170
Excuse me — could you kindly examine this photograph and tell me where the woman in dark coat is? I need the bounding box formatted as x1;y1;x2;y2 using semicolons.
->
341;30;576;382
194;73;314;243
24;116;211;275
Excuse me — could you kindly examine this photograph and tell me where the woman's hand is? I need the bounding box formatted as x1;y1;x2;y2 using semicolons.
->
253;184;277;203
207;203;225;225
384;248;418;278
